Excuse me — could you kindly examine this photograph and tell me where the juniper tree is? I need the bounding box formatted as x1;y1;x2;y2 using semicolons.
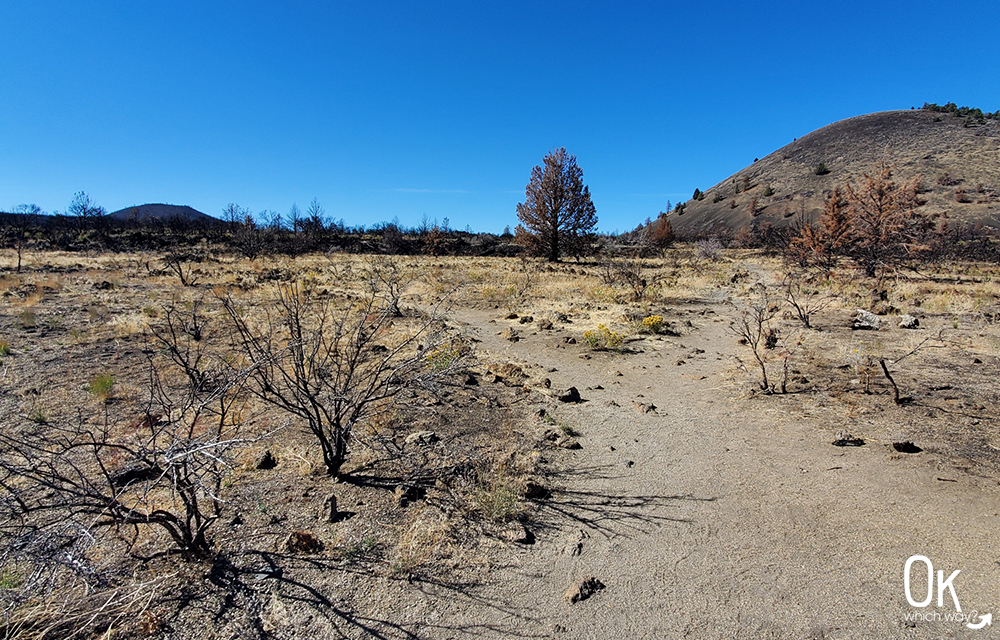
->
515;148;597;261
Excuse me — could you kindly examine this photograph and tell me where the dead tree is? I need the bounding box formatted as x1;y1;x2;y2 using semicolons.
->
219;274;464;478
729;283;780;392
0;360;257;559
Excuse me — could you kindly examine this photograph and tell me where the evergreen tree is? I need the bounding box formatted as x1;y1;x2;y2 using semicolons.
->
515;148;597;261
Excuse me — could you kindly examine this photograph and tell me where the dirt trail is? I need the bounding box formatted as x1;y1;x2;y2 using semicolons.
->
404;299;1000;639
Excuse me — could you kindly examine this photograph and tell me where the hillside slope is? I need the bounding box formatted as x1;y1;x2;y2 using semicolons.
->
671;109;1000;237
107;203;220;226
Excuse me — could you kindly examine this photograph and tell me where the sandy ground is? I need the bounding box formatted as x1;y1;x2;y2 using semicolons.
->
371;302;1000;640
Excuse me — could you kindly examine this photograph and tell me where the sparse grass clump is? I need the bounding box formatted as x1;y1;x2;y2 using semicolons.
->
583;324;624;350
86;373;117;400
0;339;10;357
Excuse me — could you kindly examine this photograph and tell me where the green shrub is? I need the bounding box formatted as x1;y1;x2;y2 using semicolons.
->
87;373;117;400
583;324;624;350
639;315;666;334
814;162;831;176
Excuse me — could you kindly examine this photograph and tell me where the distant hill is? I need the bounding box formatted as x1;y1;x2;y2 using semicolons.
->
107;203;221;226
669;108;1000;237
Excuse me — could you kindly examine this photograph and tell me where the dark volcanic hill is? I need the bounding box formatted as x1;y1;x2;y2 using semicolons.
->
107;203;220;226
670;109;1000;237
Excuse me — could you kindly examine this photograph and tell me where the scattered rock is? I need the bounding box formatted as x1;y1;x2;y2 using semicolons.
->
518;315;534;324
557;387;582;403
109;464;163;488
871;302;898;316
892;441;923;454
552;312;569;323
974;358;983;364
505;312;519;320
832;430;865;447
542;429;561;442
93;280;114;290
540;378;552;389
283;530;324;554
404;430;439;446
463;372;479;386
564;576;605;604
556;436;582;450
500;328;519;342
320;494;340;523
578;354;591;360
634;402;657;414
851;309;880;330
255;450;278;470
394;485;426;508
537;319;554;330
604;400;620;407
523;481;550;500
625;460;634;468
614;370;623;377
563;336;577;344
898;315;920;329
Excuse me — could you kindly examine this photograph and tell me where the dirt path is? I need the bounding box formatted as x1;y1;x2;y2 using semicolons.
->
398;300;1000;639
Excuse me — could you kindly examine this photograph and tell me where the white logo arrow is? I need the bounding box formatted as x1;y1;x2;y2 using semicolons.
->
967;612;992;630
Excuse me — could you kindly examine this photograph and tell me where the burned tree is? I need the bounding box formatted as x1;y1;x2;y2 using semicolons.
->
515;148;597;261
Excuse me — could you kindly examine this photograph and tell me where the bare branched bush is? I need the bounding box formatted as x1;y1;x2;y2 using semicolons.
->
729;283;780;392
162;251;199;287
695;238;724;262
147;301;216;391
0;359;257;567
220;268;465;478
782;271;835;329
597;253;660;302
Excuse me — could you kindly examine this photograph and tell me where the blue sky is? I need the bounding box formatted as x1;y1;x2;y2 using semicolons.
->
2;1;998;233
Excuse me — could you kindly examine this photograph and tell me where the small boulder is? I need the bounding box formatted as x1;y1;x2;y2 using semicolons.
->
556;436;582;450
320;493;340;523
634;401;657;414
851;309;880;330
394;484;425;508
500;328;519;342
523;481;550;499
404;430;439;446
255;450;278;470
564;576;605;604
898;315;919;329
463;372;479;386
499;522;535;544
832;430;865;447
283;530;324;554
557;387;582;403
537;318;554;330
519;315;534;324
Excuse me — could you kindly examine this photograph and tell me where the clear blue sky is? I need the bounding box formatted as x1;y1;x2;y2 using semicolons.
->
2;1;998;233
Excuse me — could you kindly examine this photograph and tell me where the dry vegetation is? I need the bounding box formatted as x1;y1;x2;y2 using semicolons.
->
1;245;1000;637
